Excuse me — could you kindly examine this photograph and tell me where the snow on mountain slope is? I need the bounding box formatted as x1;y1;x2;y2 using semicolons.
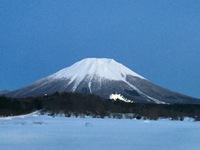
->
45;58;146;95
6;58;200;104
46;58;165;103
48;58;144;81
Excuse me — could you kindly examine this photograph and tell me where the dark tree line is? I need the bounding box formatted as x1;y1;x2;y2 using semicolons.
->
0;96;41;116
1;92;200;121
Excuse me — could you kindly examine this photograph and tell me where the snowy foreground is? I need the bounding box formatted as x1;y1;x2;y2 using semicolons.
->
0;113;200;150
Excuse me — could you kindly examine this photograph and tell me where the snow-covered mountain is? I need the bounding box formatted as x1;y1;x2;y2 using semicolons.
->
6;58;200;104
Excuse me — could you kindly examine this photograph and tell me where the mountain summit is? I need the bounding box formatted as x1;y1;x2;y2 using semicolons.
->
7;58;200;104
48;58;145;92
49;58;145;82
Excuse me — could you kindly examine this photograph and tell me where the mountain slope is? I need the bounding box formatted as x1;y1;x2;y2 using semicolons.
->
6;58;200;104
0;90;9;95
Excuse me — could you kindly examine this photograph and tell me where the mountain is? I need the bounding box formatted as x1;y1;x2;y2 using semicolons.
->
6;58;200;104
0;90;9;95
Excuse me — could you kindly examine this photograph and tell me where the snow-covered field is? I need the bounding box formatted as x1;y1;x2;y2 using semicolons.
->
0;113;200;150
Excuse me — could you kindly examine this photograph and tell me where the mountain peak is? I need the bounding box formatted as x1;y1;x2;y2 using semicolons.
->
49;58;145;81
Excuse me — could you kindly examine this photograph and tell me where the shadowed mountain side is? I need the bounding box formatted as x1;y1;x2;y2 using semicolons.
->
126;76;200;104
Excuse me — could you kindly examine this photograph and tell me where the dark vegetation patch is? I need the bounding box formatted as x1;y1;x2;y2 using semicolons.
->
1;92;200;121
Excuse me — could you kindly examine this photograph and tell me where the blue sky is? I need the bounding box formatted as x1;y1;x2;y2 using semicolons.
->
0;0;200;98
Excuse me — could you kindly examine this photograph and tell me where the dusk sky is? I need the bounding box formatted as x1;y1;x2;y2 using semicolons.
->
0;0;200;98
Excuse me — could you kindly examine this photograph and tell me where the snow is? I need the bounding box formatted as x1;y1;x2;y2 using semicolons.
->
48;58;145;90
44;58;164;104
0;113;200;150
50;58;144;80
88;81;92;93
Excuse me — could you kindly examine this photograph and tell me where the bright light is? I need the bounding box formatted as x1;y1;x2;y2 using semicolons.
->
109;93;133;103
